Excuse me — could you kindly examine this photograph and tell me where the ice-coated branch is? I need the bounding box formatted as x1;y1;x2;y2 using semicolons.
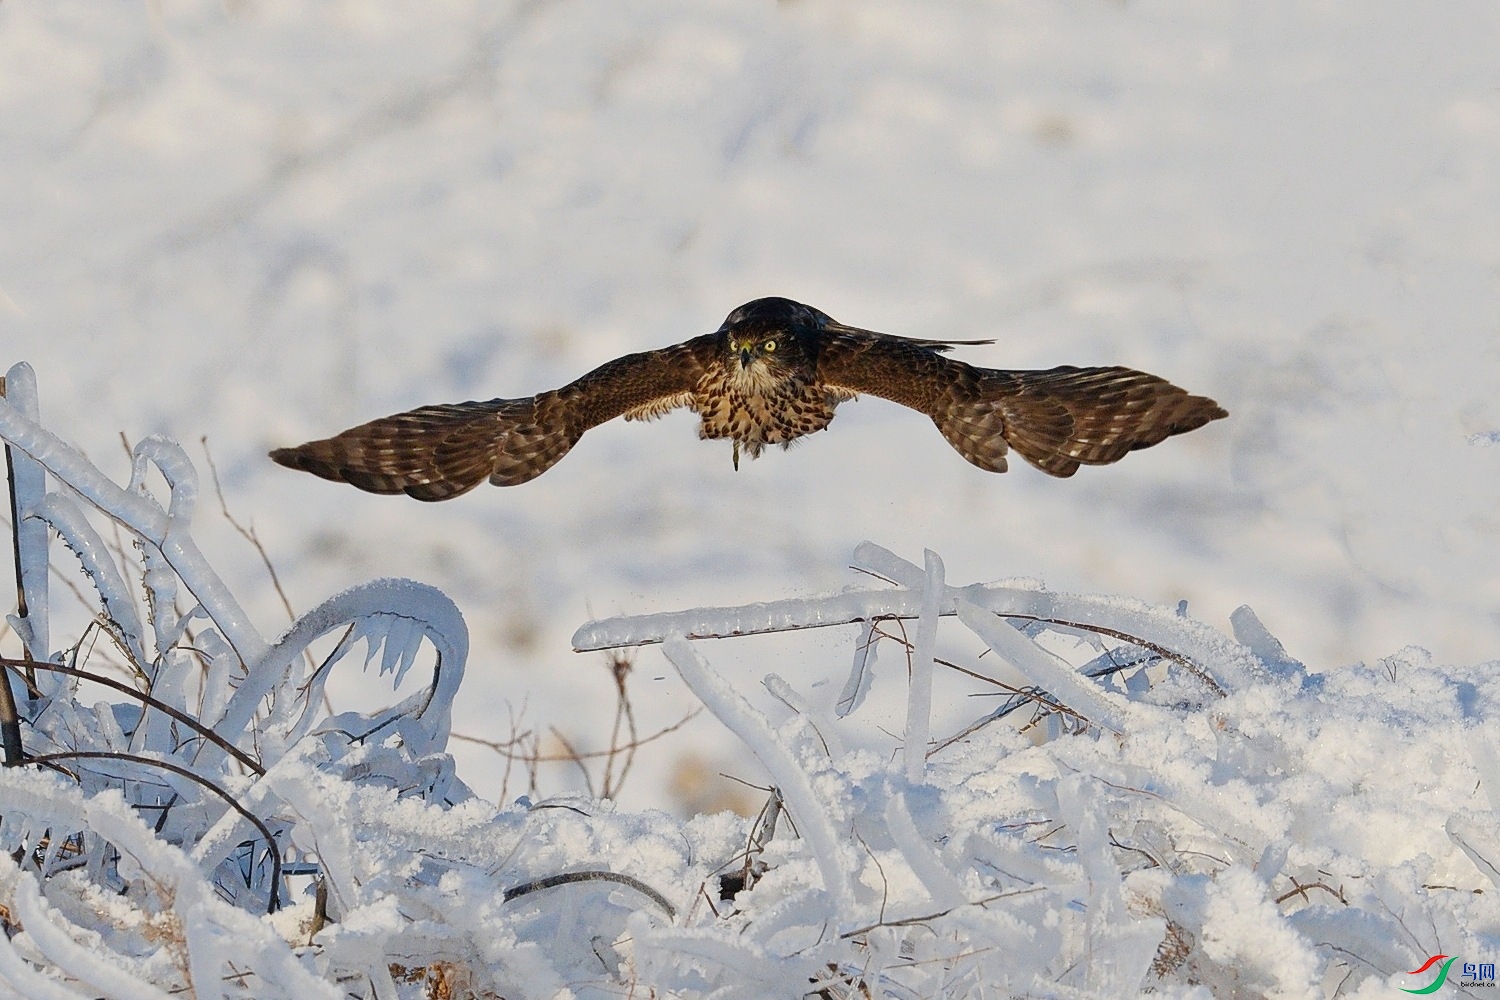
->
573;588;945;650
5;865;176;1000
212;578;467;756
856;542;1251;692
662;634;853;912
0;924;91;1000
127;435;199;525
0;391;267;664
576;541;1248;696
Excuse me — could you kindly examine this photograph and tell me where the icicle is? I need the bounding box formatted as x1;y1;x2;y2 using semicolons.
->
834;619;880;718
127;436;198;528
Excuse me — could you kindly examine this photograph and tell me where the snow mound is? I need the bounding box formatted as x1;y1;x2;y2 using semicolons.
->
3;362;1498;997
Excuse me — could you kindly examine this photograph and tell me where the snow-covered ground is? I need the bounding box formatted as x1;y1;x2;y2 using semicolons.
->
4;0;1499;820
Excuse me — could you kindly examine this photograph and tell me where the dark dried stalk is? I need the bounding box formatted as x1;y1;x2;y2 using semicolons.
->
22;749;283;913
1000;613;1226;697
503;869;675;919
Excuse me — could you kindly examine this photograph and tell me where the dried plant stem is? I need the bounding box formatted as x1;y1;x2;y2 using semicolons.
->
2;407;29;765
0;656;263;774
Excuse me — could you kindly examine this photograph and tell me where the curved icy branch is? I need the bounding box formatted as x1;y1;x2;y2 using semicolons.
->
212;578;468;757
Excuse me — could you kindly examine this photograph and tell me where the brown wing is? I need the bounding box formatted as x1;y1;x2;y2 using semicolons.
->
270;334;720;500
813;326;1226;477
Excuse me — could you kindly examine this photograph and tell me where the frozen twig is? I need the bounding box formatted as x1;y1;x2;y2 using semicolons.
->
663;634;854;912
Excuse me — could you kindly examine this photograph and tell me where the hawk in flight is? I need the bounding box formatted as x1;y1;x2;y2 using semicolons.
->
271;297;1226;501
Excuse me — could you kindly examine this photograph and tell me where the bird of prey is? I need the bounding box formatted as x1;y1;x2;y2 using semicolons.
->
270;296;1226;501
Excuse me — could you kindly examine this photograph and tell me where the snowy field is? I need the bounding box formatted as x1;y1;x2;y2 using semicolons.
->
2;1;1500;995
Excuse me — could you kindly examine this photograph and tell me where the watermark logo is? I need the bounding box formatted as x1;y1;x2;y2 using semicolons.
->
1403;955;1456;994
1403;955;1497;993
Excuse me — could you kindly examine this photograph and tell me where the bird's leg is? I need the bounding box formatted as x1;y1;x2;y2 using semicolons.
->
732;440;741;471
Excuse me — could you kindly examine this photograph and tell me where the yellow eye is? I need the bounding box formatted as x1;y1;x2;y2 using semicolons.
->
763;339;777;352
728;339;739;352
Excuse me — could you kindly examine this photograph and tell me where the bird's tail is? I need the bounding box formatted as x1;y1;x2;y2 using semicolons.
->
270;397;580;501
932;366;1227;478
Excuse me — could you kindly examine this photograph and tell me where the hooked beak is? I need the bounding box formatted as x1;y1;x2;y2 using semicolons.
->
738;346;752;367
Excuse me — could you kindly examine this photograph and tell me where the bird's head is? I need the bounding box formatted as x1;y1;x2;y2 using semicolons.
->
718;297;825;384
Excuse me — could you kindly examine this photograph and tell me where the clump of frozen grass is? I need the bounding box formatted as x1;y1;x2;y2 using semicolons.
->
582;545;1500;998
3;361;1499;998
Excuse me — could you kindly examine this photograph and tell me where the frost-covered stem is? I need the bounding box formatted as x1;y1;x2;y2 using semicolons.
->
5;867;177;1000
903;549;942;784
1447;815;1500;889
27;750;283;912
0;393;268;665
662;635;853;911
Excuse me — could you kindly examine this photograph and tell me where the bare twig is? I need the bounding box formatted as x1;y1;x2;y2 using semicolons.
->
457;710;699;765
448;729;535;752
200;437;301;629
860;620;1088;754
201;438;324;711
1275;878;1348;906
547;727;595;798
833;886;1049;942
309;876;330;944
601;652;637;799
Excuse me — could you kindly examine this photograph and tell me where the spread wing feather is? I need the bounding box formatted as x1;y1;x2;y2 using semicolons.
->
270;334;719;500
813;325;1227;477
